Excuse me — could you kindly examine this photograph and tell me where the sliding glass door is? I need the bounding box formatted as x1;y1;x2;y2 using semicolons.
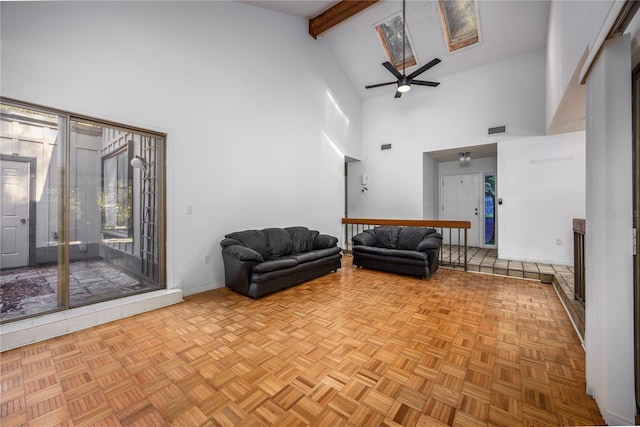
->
1;105;66;319
0;100;165;322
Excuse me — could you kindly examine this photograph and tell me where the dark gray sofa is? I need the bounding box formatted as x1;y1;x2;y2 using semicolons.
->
220;226;341;298
352;226;442;278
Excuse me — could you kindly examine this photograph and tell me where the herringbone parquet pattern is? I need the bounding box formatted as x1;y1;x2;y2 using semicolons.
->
1;258;605;426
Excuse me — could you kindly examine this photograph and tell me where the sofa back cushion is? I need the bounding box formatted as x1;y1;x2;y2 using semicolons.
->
262;228;293;259
373;226;401;248
285;226;318;253
398;227;431;250
225;230;272;259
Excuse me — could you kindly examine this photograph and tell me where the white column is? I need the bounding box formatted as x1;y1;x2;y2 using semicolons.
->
585;33;635;425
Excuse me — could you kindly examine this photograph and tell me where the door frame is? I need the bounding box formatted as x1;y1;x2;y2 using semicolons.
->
632;62;640;423
483;171;497;249
1;154;37;268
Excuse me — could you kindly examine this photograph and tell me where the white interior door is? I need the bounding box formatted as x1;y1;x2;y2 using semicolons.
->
1;160;30;269
441;173;481;247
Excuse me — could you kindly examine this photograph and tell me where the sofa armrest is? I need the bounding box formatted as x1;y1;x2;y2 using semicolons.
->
314;234;338;249
221;251;259;297
352;230;376;246
221;237;241;249
222;245;265;263
417;234;442;251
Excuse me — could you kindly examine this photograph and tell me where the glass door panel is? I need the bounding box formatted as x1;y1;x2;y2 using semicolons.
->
0;103;66;321
484;172;496;247
68;121;162;307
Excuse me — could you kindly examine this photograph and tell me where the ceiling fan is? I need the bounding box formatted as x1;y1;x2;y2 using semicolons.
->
365;0;441;98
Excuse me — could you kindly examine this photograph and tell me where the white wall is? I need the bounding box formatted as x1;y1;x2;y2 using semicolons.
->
438;157;497;181
497;133;585;264
351;49;546;219
585;34;635;426
546;0;614;130
0;1;362;296
422;154;438;219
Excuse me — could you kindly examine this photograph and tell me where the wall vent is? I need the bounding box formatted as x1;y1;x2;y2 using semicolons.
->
381;143;392;150
488;125;507;135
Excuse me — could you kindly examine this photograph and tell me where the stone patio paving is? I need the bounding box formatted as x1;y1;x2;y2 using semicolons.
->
0;259;158;322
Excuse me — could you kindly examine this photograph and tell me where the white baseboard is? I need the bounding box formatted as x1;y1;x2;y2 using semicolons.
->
182;281;225;296
0;289;183;351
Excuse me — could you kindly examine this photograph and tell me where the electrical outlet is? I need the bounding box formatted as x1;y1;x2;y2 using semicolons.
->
203;255;211;264
556;238;562;246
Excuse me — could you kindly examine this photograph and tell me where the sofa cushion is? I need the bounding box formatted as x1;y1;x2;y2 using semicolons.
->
353;245;427;261
397;227;430;250
286;226;316;253
225;230;272;259
314;234;338;249
262;228;293;259
285;252;320;263
253;258;298;273
382;248;428;261
373;226;401;248
352;245;387;256
312;247;341;258
352;230;376;246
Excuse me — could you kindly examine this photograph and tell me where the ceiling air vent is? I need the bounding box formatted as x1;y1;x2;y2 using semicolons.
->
381;144;392;150
488;125;507;135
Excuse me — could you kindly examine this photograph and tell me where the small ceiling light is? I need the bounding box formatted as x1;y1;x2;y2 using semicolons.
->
459;153;466;162
465;152;471;162
398;77;411;93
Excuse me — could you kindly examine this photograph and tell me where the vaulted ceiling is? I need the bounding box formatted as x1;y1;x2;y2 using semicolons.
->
242;0;551;100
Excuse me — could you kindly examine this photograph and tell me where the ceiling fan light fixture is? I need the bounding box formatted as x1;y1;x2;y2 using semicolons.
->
398;83;411;93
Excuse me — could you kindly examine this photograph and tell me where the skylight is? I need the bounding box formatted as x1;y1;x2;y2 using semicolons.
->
439;0;480;53
375;13;416;70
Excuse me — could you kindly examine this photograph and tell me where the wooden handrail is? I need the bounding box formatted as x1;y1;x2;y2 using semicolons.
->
341;218;470;271
342;218;471;229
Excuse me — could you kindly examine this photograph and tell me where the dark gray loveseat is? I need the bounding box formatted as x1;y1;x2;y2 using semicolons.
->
352;226;442;278
220;226;341;298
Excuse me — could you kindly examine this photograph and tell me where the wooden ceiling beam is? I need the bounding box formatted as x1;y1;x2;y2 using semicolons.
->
309;0;379;39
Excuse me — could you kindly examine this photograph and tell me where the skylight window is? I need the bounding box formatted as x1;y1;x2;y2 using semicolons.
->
375;13;416;70
439;0;480;53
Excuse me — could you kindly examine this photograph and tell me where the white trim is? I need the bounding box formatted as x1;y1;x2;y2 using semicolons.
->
0;289;183;351
552;282;585;348
579;0;627;84
182;281;225;297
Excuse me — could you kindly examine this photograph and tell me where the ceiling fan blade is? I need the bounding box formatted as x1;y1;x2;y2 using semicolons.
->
394;90;402;99
365;81;398;89
383;62;404;79
411;80;440;87
407;58;441;80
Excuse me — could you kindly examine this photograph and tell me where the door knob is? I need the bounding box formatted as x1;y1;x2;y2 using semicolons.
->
20;218;26;224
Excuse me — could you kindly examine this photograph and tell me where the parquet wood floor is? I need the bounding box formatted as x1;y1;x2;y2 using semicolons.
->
1;257;605;426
